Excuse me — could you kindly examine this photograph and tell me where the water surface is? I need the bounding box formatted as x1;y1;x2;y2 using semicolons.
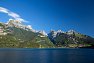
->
0;48;94;63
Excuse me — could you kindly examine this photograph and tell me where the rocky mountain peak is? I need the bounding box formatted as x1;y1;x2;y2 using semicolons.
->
67;30;77;34
38;30;47;36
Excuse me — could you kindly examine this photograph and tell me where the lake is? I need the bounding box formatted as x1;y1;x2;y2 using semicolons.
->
0;48;94;63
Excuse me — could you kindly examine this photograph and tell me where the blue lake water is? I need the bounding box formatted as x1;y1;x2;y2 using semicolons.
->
0;48;94;63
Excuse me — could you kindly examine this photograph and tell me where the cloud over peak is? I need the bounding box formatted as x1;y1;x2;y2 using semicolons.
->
0;7;28;23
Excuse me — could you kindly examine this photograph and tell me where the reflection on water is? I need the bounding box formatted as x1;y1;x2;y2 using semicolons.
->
0;48;93;63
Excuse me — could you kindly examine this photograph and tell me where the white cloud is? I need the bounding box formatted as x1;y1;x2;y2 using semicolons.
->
8;12;20;18
0;7;9;13
0;7;38;33
15;18;28;23
0;7;28;23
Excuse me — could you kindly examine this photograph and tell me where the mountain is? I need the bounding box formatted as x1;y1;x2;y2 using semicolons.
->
0;19;94;48
0;19;54;48
48;30;94;48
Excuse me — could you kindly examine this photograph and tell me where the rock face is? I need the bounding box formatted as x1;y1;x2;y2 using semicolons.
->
48;30;94;48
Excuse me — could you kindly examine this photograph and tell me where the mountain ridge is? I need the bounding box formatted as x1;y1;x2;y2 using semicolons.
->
0;19;94;48
48;30;94;48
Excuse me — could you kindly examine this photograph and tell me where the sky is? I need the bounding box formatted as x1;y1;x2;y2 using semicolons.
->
0;0;94;37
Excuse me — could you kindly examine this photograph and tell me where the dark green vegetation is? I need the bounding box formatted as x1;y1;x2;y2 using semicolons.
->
0;22;54;48
48;30;94;48
0;21;94;48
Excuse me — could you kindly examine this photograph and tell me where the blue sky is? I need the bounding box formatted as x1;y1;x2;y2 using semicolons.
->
0;0;94;37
